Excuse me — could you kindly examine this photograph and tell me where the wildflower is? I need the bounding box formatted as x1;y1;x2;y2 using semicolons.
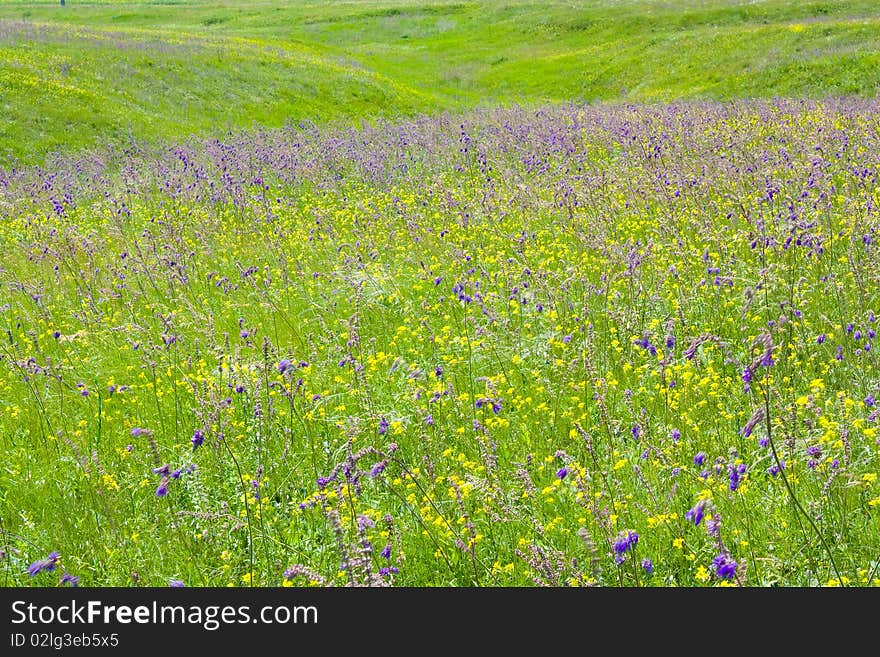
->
693;451;707;466
277;359;293;375
378;417;389;435
169;579;185;587
671;428;681;442
380;544;392;560
866;394;876;408
612;530;639;565
712;553;738;580
705;515;721;537
191;429;205;449
641;559;654;575
27;552;60;576
556;467;568;480
59;572;79;587
729;463;746;491
685;501;706;526
155;481;169;497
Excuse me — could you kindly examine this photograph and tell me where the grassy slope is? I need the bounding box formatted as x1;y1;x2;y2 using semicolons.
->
1;0;879;162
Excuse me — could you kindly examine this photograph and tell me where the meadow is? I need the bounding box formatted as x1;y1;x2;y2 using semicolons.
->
1;2;879;588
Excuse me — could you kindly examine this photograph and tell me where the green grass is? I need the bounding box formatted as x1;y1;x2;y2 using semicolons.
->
1;0;880;163
2;99;880;587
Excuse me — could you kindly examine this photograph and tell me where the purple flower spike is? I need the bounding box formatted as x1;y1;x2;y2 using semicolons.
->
712;553;738;580
60;572;79;587
27;551;60;576
685;501;706;526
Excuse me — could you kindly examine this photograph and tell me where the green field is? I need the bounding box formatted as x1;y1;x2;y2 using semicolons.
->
2;0;880;162
2;2;880;589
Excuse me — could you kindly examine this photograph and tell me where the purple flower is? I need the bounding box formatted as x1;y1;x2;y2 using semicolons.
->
152;464;170;476
191;429;205;449
27;551;60;576
742;368;753;384
712;553;738;580
631;425;641;440
705;515;721;537
612;530;639;564
378;417;389;435
379;566;399;576
155;480;169;497
169;579;185;588
277;359;293;375
556;467;568;480
693;451;707;466
670;428;681;442
728;463;746;491
52;330;61;339
380;544;392;560
685;501;706;526
641;558;654;575
59;572;79;587
865;394;875;408
434;365;443;378
817;334;826;344
130;427;151;438
758;436;770;448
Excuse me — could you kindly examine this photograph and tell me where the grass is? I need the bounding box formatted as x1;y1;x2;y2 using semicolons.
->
1;2;879;589
2;99;880;587
1;1;880;162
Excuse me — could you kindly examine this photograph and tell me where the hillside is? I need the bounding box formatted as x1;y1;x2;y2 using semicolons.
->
1;0;879;162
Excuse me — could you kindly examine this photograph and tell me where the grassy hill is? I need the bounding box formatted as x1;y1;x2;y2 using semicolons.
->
1;0;879;161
